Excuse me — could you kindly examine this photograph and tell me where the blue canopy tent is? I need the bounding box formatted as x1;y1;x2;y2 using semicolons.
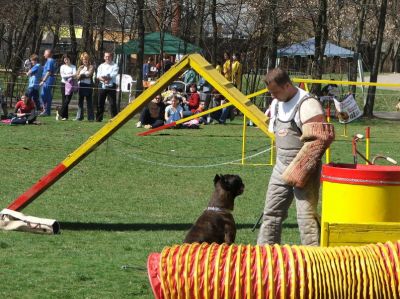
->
276;38;364;85
277;38;355;58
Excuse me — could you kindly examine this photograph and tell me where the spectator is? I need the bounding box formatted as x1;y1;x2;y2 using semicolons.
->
57;54;77;121
165;95;183;124
137;95;165;128
11;95;37;125
222;52;232;81
75;52;95;121
182;84;200;117
162;85;185;105
143;57;154;81
231;53;242;89
26;54;43;112
163;55;173;73
39;49;56;116
206;90;232;124
215;60;223;74
139;101;164;129
96;52;119;122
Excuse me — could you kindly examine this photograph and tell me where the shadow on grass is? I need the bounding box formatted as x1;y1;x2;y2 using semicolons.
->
60;222;298;231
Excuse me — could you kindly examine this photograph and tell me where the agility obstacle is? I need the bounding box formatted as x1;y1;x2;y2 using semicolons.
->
147;241;400;299
5;54;271;212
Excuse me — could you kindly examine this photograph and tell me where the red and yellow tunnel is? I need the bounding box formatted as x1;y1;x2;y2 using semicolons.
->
147;241;400;298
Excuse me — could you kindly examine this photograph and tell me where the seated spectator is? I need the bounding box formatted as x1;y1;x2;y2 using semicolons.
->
11;95;37;124
206;90;232;124
182;84;200;117
183;101;206;129
137;95;165;128
162;85;185;105
165;95;183;124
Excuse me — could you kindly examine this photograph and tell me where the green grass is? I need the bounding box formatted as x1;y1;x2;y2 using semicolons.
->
1;108;400;298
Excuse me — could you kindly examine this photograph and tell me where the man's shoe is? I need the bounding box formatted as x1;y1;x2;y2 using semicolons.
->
136;121;142;128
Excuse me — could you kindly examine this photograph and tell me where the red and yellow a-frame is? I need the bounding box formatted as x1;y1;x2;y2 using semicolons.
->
6;54;273;211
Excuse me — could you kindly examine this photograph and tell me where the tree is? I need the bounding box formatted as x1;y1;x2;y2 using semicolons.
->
364;0;388;117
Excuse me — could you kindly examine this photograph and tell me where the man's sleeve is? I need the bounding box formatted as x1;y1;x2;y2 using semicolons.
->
299;98;324;124
110;65;119;78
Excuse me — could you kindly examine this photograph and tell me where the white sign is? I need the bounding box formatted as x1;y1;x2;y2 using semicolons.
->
333;94;362;123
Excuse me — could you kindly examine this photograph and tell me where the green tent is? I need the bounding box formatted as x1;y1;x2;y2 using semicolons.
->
115;32;202;55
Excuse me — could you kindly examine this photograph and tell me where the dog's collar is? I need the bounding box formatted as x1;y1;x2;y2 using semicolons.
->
206;206;233;213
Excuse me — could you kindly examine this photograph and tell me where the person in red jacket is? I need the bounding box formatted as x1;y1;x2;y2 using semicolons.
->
183;84;200;117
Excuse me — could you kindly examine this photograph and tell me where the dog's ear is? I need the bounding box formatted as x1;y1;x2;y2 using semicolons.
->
214;174;220;185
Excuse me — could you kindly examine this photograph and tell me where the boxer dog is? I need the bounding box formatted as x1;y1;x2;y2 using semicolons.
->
184;174;244;245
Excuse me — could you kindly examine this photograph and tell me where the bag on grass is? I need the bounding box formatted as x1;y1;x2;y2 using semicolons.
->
0;209;60;234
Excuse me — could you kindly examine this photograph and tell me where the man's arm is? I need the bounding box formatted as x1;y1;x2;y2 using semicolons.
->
282;98;335;188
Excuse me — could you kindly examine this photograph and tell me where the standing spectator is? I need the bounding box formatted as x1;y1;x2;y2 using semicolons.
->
222;52;232;81
143;57;154;81
57;54;76;120
163;55;173;73
75;52;95;121
96;52;119;122
215;60;223;74
26;54;43;111
39;49;56;116
231;53;242;89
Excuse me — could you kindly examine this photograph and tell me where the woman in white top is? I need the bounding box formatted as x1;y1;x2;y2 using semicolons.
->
57;54;76;120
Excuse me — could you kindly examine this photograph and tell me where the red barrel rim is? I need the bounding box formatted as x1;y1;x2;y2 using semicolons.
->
321;163;400;186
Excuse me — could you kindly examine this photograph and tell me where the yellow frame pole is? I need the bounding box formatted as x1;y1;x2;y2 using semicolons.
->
242;115;247;165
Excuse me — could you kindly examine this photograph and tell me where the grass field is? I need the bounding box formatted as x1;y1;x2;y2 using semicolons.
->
0;108;400;298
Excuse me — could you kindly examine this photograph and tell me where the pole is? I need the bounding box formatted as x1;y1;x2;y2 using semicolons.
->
365;127;370;164
242;115;247;165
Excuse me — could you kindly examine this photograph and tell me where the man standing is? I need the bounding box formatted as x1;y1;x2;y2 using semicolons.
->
96;52;119;122
257;68;334;246
26;54;43;111
39;49;56;116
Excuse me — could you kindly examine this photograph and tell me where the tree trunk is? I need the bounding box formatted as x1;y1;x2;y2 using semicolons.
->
349;0;369;93
195;0;205;46
268;0;279;70
97;0;107;64
68;0;78;64
380;42;393;73
136;0;145;97
210;0;217;65
311;0;328;95
364;0;388;117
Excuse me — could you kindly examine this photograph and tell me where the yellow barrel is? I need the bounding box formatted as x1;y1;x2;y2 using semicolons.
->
321;163;400;224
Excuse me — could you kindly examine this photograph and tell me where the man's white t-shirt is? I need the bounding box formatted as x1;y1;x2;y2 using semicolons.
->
268;87;323;133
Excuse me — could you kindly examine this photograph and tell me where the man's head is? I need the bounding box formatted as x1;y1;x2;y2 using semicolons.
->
104;52;113;63
264;68;297;102
44;49;53;59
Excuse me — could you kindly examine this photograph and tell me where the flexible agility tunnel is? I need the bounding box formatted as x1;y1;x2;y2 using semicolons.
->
147;241;400;298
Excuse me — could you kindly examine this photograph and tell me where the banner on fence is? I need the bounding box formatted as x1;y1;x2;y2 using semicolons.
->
333;94;362;123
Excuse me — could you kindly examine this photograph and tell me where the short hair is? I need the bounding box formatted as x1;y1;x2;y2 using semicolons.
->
30;54;38;61
264;68;292;87
62;54;70;60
